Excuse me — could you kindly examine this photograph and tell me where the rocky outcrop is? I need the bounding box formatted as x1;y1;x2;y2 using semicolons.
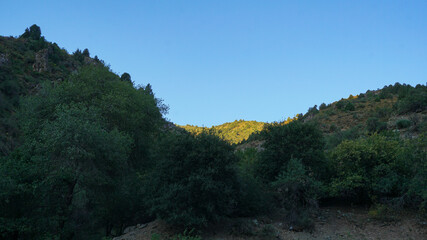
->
0;53;8;66
33;49;49;72
113;224;147;240
83;56;96;65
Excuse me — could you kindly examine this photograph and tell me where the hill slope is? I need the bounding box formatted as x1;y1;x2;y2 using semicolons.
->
181;84;427;146
179;120;266;144
0;25;118;155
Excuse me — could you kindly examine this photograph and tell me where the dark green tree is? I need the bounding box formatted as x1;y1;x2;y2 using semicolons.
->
255;121;326;182
120;72;132;83
82;48;90;57
272;158;323;229
329;134;408;203
0;64;166;238
20;24;42;40
145;132;238;228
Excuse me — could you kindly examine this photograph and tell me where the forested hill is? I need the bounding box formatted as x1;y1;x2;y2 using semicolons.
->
0;25;107;155
179;120;265;144
1;25;168;239
1;25;426;240
182;83;427;145
0;25;162;156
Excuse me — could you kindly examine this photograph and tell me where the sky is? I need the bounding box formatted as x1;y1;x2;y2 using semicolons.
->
1;1;426;127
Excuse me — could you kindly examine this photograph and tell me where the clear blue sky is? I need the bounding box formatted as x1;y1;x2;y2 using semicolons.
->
1;1;426;127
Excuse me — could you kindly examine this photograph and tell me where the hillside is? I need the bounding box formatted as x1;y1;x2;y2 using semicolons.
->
1;25;167;239
179;120;265;144
183;84;426;146
0;25;109;155
302;85;427;134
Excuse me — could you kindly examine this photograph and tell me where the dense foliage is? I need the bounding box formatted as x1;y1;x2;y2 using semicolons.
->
145;132;239;228
1;26;426;239
255;121;326;182
0;58;165;238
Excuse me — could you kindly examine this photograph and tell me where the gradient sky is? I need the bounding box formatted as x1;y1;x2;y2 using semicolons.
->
1;1;426;127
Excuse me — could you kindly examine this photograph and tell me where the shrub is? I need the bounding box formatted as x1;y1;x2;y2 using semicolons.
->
396;119;411;129
397;86;427;114
171;229;202;240
404;134;427;217
344;102;355;111
230;219;257;236
325;125;362;150
235;148;258;178
258;224;278;240
235;173;273;217
335;100;346;110
366;117;387;133
368;204;398;222
329;135;408;203
305;105;319;117
271;158;322;229
319;103;327;110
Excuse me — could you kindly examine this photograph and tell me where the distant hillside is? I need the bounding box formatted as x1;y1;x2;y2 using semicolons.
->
179;120;266;144
301;84;426;144
182;83;427;147
239;83;426;150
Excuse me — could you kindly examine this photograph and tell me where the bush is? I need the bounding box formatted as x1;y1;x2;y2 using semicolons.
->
271;158;322;229
368;204;398;222
234;148;274;216
235;173;273;217
366;117;387;133
146;132;239;228
235;148;258;177
319;103;327;110
404;134;427;217
335;100;346;110
329;135;408;203
396;119;411;129
257;224;278;240
230;219;257;236
397;86;427;114
325;125;362;150
344;102;355;111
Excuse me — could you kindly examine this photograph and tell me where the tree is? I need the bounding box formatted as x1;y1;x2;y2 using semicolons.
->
120;72;132;83
1;103;132;239
255;121;326;182
82;48;90;57
319;103;327;110
20;24;42;40
272;158;323;229
73;49;84;63
329;134;407;203
145;132;239;228
0;64;166;238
